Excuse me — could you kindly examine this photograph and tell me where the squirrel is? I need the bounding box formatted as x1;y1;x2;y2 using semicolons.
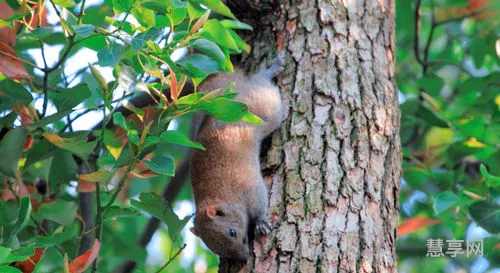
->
190;57;284;261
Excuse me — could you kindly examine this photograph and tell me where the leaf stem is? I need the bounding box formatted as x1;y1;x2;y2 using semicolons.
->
154;244;186;273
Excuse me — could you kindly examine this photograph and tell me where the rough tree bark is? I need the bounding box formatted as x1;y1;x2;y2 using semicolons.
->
222;0;401;272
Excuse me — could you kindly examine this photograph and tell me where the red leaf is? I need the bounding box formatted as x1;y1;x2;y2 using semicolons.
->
168;66;179;103
68;240;101;273
397;216;441;236
14;248;44;273
0;42;30;79
1;183;36;201
23;135;34;151
468;0;490;10
13;103;37;125
0;1;16;46
29;5;48;28
77;179;97;193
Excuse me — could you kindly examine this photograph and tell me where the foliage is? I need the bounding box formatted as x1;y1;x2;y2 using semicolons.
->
396;0;500;271
0;0;253;271
0;0;498;272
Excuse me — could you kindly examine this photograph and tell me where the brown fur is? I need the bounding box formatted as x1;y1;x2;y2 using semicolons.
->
191;61;283;260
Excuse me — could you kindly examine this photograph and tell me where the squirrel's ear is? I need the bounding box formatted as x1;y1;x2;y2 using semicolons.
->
206;204;222;219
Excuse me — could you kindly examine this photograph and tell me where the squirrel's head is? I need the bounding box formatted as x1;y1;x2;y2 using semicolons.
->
191;202;249;261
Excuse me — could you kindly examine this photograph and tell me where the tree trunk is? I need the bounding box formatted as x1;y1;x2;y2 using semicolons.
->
223;0;400;272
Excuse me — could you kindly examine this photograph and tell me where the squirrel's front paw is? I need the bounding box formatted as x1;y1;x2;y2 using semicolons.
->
255;218;271;236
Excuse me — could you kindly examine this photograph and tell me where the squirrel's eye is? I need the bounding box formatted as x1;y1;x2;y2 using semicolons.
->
229;229;237;237
216;209;224;217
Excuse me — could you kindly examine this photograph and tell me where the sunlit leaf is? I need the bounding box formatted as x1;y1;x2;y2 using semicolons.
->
52;0;76;8
159;130;204;149
202;19;238;50
199;0;235;19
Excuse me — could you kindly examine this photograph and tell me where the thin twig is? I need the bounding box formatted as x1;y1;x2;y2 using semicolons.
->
154;244;186;273
0;50;40;69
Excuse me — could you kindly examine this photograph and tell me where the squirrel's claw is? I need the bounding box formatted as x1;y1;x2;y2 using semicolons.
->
260;56;285;79
255;218;272;236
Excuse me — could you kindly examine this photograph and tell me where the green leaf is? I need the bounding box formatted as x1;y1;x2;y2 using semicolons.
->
0;75;33;109
24;139;57;167
0;112;17;128
187;0;205;19
112;0;135;12
113;112;128;130
0;246;12;264
132;2;156;27
130;193;191;239
226;28;250;53
52;0;76;7
0;266;22;273
480;165;500;188
159;130;204;149
403;167;429;187
176;54;220;79
4;0;21;9
48;150;78;192
469;199;500;234
131;27;161;51
416;74;444;97
141;0;169;12
457;118;486;141
73;24;96;38
415;104;448;128
176;92;204;105
201;98;248;122
202;19;238;50
97;43;125;67
43;133;97;158
10;197;32;237
167;1;187;25
190;39;226;66
241;112;264;125
433;191;458;214
35;226;77;248
199;0;235;19
470;37;487;68
26;27;55;39
220;19;253;30
144;156;175;176
103;206;139;220
49;84;91;111
35;200;78;226
78;35;107;51
1;246;34;264
0;127;27;177
27;109;73;129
